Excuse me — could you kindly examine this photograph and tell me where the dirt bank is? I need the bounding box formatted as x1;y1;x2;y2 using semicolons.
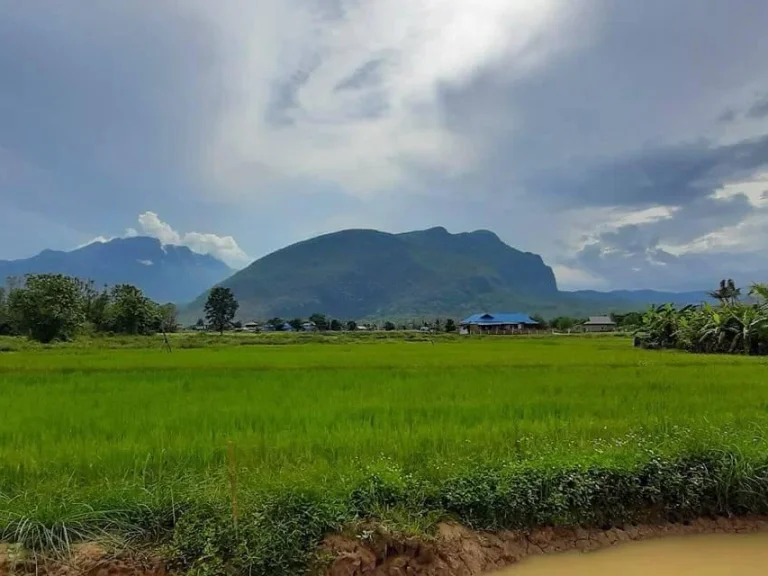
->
322;516;768;576
0;543;165;576
3;516;768;575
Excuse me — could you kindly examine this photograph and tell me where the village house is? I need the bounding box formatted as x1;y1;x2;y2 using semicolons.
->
581;316;617;333
459;313;541;335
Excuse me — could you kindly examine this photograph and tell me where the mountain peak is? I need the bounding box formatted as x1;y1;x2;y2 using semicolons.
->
468;229;501;240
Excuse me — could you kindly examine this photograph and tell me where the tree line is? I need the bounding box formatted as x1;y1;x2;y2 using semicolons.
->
197;288;463;334
636;280;768;355
0;274;177;343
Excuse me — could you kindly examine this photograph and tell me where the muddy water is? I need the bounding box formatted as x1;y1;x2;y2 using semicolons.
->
496;533;768;575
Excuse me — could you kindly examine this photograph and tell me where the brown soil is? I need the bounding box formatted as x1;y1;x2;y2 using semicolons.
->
322;516;768;576
0;542;165;576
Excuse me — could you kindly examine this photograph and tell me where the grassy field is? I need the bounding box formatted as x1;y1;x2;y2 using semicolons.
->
2;334;768;573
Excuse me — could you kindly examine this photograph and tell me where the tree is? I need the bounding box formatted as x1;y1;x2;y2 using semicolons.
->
0;287;19;336
195;318;205;329
288;318;304;331
309;313;329;331
709;278;741;306
346;320;358;331
8;274;85;343
161;303;179;332
85;287;111;332
204;287;239;334
107;284;156;335
433;318;442;331
267;317;285;331
384;321;396;331
330;319;342;331
530;314;549;329
445;318;457;333
550;316;580;331
612;311;643;328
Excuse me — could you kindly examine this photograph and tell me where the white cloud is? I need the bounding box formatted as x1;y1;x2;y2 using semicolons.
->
552;264;608;291
194;0;576;196
137;259;153;266
77;235;114;248
134;211;249;268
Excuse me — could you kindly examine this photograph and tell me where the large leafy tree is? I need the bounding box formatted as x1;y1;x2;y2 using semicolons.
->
205;287;239;334
107;284;156;335
308;313;329;331
8;274;85;342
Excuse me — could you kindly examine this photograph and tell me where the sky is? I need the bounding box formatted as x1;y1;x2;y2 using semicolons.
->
2;1;768;291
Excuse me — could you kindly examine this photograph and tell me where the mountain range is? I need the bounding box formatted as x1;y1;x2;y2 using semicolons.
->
0;237;232;303
1;228;712;319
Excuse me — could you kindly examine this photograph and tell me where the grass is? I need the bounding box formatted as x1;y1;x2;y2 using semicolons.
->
2;335;768;573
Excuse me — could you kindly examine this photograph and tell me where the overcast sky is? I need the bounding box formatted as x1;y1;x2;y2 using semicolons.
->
3;1;768;290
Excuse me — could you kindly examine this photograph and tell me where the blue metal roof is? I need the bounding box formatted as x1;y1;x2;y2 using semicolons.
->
460;313;540;326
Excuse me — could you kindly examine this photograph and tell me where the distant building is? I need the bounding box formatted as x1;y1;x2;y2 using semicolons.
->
243;321;259;332
460;313;541;335
581;316;617;333
302;321;317;332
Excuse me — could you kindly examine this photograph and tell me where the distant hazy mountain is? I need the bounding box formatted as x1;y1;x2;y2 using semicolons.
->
0;237;233;303
567;289;711;306
184;227;564;320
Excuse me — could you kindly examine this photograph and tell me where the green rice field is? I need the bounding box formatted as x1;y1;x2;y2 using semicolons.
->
2;334;768;573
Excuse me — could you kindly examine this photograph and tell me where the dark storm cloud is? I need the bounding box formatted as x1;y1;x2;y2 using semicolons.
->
571;194;766;290
529;135;768;209
0;1;219;227
439;0;768;207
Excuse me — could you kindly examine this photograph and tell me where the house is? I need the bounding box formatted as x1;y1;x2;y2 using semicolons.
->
581;316;617;333
302;321;317;332
243;321;259;332
460;313;541;335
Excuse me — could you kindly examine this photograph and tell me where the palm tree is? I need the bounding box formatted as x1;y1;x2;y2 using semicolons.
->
709;278;741;306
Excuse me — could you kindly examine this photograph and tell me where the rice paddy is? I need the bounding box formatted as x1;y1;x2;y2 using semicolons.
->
2;334;768;573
